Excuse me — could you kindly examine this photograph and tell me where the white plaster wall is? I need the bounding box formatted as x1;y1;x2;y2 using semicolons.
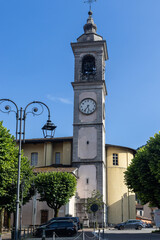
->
67;196;76;216
78;127;97;159
102;91;106;203
77;165;97;199
103;164;106;203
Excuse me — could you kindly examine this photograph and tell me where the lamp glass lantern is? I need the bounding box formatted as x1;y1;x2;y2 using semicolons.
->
42;120;56;138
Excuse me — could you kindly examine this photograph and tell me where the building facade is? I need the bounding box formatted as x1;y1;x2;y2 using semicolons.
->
17;11;136;227
20;138;136;226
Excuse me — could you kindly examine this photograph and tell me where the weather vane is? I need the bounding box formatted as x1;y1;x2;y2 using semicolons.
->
84;0;97;11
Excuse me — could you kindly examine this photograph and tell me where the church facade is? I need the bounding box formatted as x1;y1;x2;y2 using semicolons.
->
20;11;136;227
21;138;135;227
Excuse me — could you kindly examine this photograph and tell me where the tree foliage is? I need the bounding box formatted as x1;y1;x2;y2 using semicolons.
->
34;172;77;217
86;190;103;213
0;121;34;230
124;132;160;208
0;121;17;199
1;155;35;214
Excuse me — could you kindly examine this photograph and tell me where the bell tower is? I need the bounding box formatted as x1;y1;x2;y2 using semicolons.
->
71;10;108;224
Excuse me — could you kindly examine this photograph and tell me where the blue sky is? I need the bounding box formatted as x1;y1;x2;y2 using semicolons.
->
0;0;160;150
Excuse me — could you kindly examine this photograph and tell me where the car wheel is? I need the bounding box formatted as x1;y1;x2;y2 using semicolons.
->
137;225;142;230
67;230;74;236
119;226;124;230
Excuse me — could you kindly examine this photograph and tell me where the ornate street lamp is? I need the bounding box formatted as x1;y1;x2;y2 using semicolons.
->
42;120;56;138
0;99;56;240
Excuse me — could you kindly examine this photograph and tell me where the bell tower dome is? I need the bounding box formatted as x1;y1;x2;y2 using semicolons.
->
71;10;108;83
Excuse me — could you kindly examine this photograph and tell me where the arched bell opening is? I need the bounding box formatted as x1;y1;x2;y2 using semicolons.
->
82;55;96;76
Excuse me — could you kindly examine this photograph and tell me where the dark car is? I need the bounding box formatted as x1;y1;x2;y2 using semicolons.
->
71;217;80;230
115;219;146;230
145;223;153;228
40;217;80;230
35;220;78;237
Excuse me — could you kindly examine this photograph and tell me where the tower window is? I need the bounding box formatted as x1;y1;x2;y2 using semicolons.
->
31;152;38;166
113;153;118;166
82;55;96;76
55;152;60;164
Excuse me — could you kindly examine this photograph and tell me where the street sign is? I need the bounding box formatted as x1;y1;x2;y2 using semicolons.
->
90;204;99;213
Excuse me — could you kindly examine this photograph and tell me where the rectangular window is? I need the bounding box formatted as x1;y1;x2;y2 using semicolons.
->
41;210;48;224
139;210;143;216
55;152;60;164
86;178;89;184
31;152;38;166
113;153;118;165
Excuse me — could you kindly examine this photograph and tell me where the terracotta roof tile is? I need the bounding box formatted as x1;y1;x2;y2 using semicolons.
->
34;166;77;174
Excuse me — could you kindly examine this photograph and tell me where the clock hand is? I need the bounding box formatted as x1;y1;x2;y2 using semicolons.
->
84;105;89;112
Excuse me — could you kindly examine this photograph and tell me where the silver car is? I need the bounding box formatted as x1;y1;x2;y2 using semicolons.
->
115;219;146;230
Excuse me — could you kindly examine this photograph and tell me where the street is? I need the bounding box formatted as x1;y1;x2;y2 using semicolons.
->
99;228;160;240
2;228;160;240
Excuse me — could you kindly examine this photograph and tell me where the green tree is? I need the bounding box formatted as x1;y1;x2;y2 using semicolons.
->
0;121;34;231
86;190;103;213
2;155;35;224
34;172;77;217
124;132;160;208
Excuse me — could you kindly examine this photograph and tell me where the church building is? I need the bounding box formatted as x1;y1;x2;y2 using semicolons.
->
20;10;136;227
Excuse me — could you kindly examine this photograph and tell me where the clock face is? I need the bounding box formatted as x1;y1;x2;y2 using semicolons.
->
79;98;96;115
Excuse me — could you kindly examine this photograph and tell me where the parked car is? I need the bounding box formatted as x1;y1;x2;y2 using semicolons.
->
40;217;80;230
115;219;146;230
70;217;80;230
35;220;78;237
145;223;153;228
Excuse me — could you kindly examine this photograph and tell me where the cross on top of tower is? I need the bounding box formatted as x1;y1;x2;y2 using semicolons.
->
84;0;97;10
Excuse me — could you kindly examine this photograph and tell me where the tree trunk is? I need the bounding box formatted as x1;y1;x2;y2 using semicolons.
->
13;212;16;229
0;209;4;234
8;212;11;231
0;209;2;234
54;208;59;218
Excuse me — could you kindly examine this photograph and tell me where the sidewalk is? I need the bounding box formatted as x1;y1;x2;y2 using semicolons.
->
1;228;97;240
80;228;95;232
1;231;11;240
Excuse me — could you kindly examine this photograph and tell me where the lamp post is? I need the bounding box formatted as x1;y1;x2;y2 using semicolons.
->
0;99;56;240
